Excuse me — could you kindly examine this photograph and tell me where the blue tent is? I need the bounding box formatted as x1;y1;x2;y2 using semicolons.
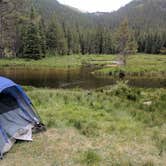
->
0;76;43;158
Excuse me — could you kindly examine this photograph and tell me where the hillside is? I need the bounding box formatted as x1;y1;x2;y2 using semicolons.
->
32;0;166;30
0;0;166;57
93;0;166;30
32;0;166;55
1;0;166;31
32;0;95;27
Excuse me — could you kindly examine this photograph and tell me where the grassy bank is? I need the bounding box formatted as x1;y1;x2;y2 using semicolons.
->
0;54;166;77
93;54;166;77
0;54;114;69
1;83;166;166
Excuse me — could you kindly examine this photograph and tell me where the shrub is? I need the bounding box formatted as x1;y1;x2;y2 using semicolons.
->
106;81;140;101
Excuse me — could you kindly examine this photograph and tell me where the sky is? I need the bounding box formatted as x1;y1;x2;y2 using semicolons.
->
59;0;133;12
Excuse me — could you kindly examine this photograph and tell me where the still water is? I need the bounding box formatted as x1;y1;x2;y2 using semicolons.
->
0;67;166;89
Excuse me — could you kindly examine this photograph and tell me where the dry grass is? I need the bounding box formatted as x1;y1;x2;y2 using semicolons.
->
1;127;165;166
0;85;166;165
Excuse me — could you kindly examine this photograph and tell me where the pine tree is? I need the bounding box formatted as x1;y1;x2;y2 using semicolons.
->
22;22;41;59
66;27;80;55
39;20;46;57
20;7;42;59
46;18;67;55
95;27;103;54
116;19;138;65
101;28;114;54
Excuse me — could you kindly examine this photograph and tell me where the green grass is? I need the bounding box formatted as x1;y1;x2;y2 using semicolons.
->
1;83;166;165
0;54;115;69
79;149;101;166
93;54;166;77
0;54;166;165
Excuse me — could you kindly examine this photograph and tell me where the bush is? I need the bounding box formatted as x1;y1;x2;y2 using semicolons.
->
107;81;140;101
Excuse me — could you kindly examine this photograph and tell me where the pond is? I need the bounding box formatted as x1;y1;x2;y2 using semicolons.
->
0;67;166;89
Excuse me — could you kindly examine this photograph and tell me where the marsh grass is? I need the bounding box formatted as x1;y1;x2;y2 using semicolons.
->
93;54;166;77
1;83;166;165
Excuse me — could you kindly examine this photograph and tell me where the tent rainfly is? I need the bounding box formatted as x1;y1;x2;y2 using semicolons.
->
0;76;45;159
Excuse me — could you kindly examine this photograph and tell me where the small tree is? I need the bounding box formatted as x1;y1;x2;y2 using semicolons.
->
116;19;138;65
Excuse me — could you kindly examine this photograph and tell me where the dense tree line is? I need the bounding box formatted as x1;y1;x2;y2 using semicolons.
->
1;0;166;59
18;7;165;59
137;31;166;54
17;7;120;59
0;0;24;57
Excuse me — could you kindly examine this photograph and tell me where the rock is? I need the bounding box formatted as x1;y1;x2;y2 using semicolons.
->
143;101;152;106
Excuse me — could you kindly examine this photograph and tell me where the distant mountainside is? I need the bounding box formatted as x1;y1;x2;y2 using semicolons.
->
32;0;95;27
0;0;166;57
93;0;166;30
31;0;166;30
1;0;166;30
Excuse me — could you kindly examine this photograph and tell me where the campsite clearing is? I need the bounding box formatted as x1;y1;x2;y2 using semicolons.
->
0;54;166;165
1;85;166;165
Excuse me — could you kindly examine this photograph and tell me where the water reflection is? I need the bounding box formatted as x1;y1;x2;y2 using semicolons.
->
0;67;165;89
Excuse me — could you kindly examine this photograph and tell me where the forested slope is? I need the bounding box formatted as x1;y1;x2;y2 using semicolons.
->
94;0;166;29
0;0;166;58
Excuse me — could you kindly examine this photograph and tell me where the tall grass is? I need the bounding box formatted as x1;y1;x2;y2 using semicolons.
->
1;83;166;165
80;149;101;165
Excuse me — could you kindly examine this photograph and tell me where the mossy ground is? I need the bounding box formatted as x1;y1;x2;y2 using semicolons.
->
1;83;166;166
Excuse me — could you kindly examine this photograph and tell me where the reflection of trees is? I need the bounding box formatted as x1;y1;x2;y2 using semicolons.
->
67;67;71;83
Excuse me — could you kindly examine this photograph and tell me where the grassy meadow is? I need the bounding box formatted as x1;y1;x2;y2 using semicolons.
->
1;83;166;166
0;54;166;165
